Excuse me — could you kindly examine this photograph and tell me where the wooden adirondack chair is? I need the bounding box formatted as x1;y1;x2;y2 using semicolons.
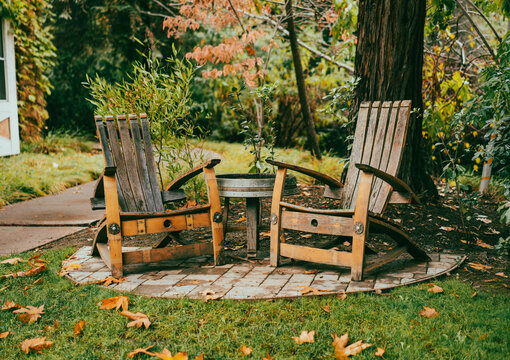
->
267;100;430;281
90;113;224;277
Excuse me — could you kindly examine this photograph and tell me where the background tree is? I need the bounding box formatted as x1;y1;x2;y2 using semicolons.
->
354;0;437;195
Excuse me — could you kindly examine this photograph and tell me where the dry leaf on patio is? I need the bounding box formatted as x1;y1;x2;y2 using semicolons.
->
374;347;385;357
99;295;129;311
439;226;455;232
74;320;86;335
321;305;332;313
13;305;44;324
127;345;155;358
467;262;493;272
427;284;444;294
419;306;438;319
299;285;332;295
239;345;252;355
176;279;204;287
121;311;151;329
99;276;125;286
20;337;53;354
331;332;372;360
0;257;26;265
292;330;315;344
305;269;320;274
153;348;188;360
59;263;81;276
236;216;246;223
200;289;221;303
0;331;11;339
2;300;21;310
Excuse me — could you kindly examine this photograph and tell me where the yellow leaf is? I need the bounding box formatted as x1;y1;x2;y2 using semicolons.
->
375;347;385;357
0;257;25;265
331;332;372;359
127;345;155;358
99;295;129;312
121;311;151;329
153;348;188;360
292;330;315;344
74;320;86;335
239;345;253;355
419;306;438;319
20;337;53;354
13;305;44;324
427;284;444;294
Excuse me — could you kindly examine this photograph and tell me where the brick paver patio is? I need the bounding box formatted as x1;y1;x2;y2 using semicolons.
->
63;246;465;300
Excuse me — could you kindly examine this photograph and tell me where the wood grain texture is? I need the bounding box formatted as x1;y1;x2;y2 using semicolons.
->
281;210;354;236
270;168;287;266
203;166;225;265
123;242;213;265
266;159;342;188
280;243;351;267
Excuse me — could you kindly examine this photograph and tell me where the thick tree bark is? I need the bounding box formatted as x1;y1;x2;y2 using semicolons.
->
285;0;322;160
354;0;437;196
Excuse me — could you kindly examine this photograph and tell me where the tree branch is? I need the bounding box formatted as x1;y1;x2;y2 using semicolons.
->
463;0;501;42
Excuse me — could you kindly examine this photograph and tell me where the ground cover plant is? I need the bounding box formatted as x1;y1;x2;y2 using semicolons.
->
0;248;509;359
0;133;102;206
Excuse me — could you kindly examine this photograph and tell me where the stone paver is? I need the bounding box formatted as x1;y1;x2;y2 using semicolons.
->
62;248;466;300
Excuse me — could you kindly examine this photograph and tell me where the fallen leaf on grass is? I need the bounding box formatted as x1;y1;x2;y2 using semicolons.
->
262;351;274;360
20;337;53;354
239;345;252;355
99;295;129;311
321;305;332;313
74;320;86;335
153;348;188;360
375;347;385;357
0;331;11;339
33;278;43;285
292;330;315;344
299;285;332;295
199;289;221;303
121;311;151;329
468;262;493;272
337;293;347;300
439;226;455;232
427;284;444;294
13;305;44;324
0;257;26;265
478;333;488;340
44;320;60;331
419;306;438;319
59;263;81;276
0;262;47;279
127;345;155;358
331;332;372;359
2;300;21;310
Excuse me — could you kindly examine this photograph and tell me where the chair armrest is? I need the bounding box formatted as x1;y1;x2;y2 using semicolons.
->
164;159;221;191
266;159;343;188
355;164;420;204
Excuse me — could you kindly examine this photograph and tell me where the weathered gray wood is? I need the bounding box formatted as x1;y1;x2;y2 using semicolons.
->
105;116;137;212
139;114;164;211
161;189;186;203
266;159;342;189
246;197;259;258
117;115;147;212
281;210;354;236
129;114;158;212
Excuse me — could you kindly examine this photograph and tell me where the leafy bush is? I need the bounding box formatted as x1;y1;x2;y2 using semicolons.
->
86;50;207;202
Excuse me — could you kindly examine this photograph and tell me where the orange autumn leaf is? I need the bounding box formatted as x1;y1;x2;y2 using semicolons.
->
236;216;246;223
304;269;320;274
59;262;81;276
44;320;60;332
99;276;126;286
478;333;488;340
239;344;252;355
375;347;385;357
0;257;25;265
2;300;21;310
13;305;44;324
292;330;315;344
0;331;11;339
337;293;347;300
121;311;151;329
321;305;332;313
127;345;155;358
74;320;86;335
193;354;204;360
467;262;492;272
262;351;274;360
419;306;439;319
99;295;129;311
299;285;332;295
0;262;47;279
427;284;444;294
20;337;53;354
331;332;372;360
153;348;188;360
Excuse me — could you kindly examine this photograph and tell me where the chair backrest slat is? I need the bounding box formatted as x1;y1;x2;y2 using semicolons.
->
339;101;411;214
105;116;137;212
116;115;148;212
128;114;159;212
140;114;165;212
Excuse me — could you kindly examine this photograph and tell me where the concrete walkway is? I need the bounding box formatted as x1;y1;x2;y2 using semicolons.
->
0;182;104;255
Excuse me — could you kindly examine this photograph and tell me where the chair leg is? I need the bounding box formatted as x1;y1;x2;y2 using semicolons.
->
270;168;287;267
203;167;225;265
108;232;123;278
351;231;367;281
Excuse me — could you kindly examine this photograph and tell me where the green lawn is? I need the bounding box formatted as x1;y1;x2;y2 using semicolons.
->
0;249;508;359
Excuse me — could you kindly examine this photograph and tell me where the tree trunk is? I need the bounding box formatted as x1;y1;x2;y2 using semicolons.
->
285;0;322;160
354;0;437;196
